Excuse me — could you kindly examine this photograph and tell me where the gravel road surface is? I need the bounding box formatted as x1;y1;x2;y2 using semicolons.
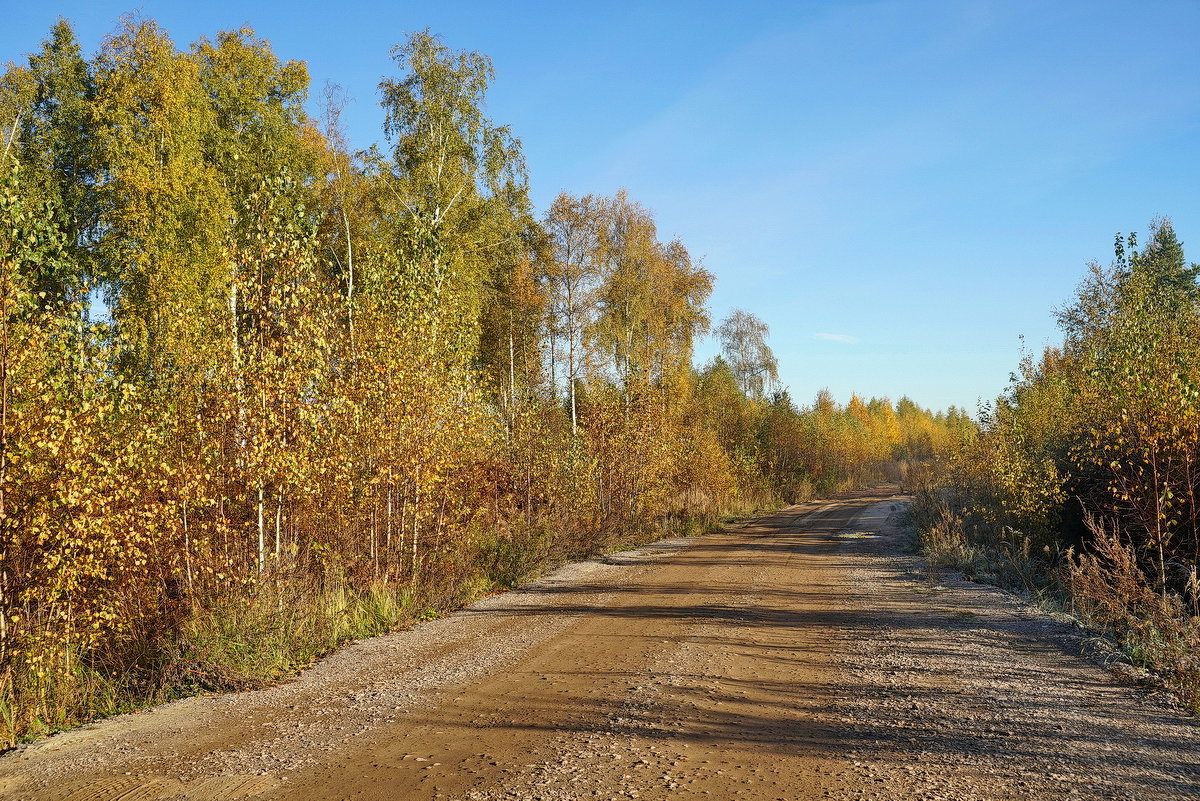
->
0;487;1196;800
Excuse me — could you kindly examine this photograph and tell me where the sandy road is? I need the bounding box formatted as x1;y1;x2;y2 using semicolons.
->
0;487;1197;800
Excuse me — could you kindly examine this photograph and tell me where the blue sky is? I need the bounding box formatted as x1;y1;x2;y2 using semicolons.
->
4;0;1199;413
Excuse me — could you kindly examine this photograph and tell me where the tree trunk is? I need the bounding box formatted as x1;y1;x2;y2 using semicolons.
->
256;481;265;576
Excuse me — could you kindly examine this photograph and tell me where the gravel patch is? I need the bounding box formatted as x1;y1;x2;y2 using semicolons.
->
832;505;1200;800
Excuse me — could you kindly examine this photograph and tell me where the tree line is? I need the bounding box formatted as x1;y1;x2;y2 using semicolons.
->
920;218;1200;712
0;17;966;743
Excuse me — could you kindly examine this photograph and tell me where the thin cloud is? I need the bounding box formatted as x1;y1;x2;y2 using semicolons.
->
815;332;860;344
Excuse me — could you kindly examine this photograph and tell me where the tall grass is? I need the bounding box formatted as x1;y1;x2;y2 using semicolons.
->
0;496;759;748
908;471;1200;714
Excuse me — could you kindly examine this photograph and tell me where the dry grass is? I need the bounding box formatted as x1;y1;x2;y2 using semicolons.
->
1065;516;1200;713
908;477;1200;715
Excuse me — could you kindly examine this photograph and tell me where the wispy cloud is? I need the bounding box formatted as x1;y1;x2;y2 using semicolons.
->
815;332;860;344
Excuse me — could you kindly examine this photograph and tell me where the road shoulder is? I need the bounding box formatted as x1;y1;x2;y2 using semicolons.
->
832;499;1200;801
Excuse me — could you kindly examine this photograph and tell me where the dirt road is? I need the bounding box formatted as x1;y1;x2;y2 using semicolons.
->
0;488;1197;800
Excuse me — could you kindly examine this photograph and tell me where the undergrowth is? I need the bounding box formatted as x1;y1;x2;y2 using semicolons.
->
0;501;749;749
908;474;1200;715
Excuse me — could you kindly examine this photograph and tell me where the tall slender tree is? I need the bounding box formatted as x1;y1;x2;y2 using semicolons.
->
716;309;778;398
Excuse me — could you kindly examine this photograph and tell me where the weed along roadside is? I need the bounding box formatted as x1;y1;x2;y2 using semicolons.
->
1;488;1198;801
